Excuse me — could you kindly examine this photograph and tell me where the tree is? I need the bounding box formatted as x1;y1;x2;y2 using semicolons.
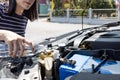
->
71;0;116;9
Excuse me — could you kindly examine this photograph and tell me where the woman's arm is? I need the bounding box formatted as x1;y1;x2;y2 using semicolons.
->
0;30;34;57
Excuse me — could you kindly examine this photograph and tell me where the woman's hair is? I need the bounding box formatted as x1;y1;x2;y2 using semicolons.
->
8;0;38;21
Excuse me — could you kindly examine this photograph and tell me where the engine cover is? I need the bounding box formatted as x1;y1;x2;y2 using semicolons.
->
83;31;120;50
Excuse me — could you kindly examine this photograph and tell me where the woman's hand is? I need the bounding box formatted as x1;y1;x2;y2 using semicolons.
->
0;30;34;57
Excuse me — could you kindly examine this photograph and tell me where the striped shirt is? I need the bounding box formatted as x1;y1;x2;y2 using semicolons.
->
0;4;28;36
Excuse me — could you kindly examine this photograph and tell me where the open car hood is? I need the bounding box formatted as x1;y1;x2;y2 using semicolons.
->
0;21;120;80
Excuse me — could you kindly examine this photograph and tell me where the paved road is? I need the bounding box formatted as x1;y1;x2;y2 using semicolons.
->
25;17;98;44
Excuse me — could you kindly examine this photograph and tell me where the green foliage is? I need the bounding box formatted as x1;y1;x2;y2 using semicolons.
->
52;10;66;16
72;0;116;9
71;9;88;16
52;0;116;16
52;0;116;9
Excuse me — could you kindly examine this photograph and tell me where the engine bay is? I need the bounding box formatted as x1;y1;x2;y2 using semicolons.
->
0;22;120;80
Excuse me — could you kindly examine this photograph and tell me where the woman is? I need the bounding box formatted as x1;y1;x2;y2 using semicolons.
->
0;0;38;57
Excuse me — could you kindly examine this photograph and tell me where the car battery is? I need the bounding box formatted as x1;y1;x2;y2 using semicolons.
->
81;57;120;74
59;51;91;80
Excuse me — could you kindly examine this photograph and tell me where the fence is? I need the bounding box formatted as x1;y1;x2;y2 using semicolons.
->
49;8;120;25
